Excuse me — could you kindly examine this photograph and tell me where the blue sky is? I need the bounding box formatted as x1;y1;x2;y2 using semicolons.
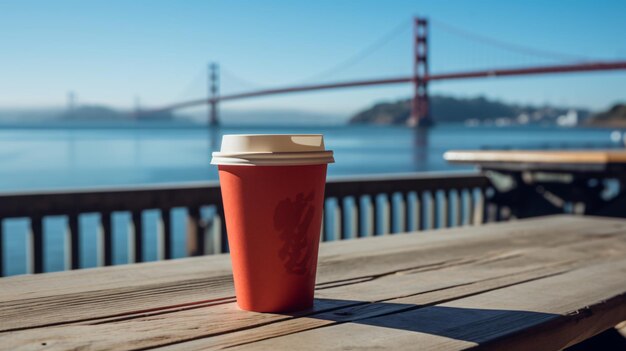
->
0;0;624;115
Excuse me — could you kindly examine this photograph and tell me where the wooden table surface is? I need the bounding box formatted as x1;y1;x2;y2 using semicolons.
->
2;215;626;350
444;149;626;173
444;150;626;165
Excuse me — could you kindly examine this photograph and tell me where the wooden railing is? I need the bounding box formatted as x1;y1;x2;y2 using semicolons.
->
322;172;493;240
0;172;493;277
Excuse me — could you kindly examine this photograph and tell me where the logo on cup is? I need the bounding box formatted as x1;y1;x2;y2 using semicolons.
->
274;192;316;275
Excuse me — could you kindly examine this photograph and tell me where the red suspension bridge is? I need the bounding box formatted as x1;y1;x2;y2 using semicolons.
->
145;17;626;127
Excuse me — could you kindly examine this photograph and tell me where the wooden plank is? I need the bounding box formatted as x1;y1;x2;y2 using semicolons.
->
159;251;622;351
30;217;44;274
1;216;625;350
0;238;596;346
101;212;114;266
234;259;626;351
131;211;143;263
444;150;626;165
160;209;172;260
67;214;80;270
3;220;625;351
169;236;626;350
0;216;621;303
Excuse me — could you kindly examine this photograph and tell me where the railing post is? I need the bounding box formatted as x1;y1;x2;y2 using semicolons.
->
131;211;143;263
463;189;473;226
336;198;344;240
68;214;80;270
391;193;404;234
323;200;332;241
216;204;228;253
424;191;435;230
372;195;380;236
30;216;44;274
346;196;359;239
160;208;172;260
345;197;356;239
381;194;391;235
484;187;498;223
404;193;413;232
353;196;362;238
101;212;114;266
411;192;422;232
474;189;485;225
438;191;448;229
450;190;461;228
0;218;4;277
362;196;370;237
400;193;408;233
187;207;203;256
342;197;355;240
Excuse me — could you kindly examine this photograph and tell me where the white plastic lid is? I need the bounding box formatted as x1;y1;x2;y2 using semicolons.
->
211;134;335;166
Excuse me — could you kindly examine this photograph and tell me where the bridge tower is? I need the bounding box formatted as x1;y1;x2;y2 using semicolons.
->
409;17;431;127
208;62;219;126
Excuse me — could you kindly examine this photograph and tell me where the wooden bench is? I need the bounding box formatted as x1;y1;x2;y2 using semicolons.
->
1;215;626;350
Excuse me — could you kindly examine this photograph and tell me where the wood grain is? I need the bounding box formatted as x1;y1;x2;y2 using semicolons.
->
233;260;626;351
2;215;622;331
1;215;626;351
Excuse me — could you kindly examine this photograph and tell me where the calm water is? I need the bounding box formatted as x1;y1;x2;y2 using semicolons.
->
1;124;622;191
1;124;623;276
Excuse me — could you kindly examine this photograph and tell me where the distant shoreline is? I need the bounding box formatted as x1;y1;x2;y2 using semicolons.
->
0;120;202;130
0;121;624;131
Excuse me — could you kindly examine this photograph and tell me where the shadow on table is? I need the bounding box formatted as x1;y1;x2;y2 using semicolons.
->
291;298;625;349
298;298;555;344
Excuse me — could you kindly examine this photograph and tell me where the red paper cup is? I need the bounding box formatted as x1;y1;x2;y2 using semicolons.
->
212;135;334;312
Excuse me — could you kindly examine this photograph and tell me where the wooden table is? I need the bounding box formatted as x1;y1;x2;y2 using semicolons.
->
2;215;626;350
445;150;626;218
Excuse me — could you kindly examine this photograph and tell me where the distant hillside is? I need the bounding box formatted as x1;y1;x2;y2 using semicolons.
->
586;103;626;127
349;95;590;126
219;109;344;125
0;106;342;126
60;105;175;121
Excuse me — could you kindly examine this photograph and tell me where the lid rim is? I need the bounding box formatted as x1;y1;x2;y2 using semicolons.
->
211;157;335;166
212;150;333;156
212;134;333;166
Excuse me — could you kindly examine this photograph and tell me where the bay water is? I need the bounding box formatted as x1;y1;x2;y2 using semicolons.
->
1;124;622;275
